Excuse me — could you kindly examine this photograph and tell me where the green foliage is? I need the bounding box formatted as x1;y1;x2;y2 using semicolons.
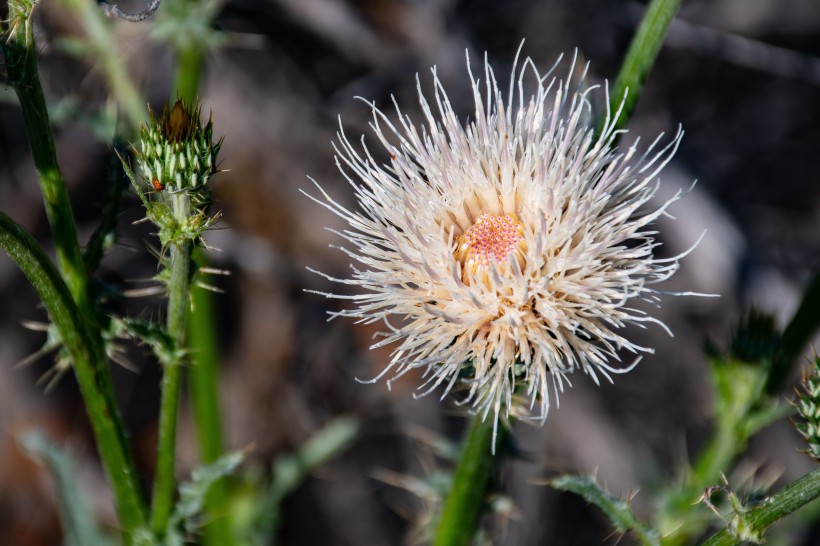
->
241;417;360;544
164;452;245;545
22;432;116;546
152;0;226;53
118;317;179;365
551;476;660;546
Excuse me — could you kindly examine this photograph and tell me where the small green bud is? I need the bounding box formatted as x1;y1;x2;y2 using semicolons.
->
794;356;820;462
127;99;223;249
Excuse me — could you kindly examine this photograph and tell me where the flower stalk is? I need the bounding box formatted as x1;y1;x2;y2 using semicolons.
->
0;211;148;544
151;234;192;536
4;0;93;316
124;99;222;538
311;0;686;542
164;7;234;541
601;0;683;136
432;416;505;546
2;3;147;542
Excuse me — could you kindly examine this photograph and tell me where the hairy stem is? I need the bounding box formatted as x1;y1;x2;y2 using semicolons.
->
0;212;147;543
171;12;234;544
4;0;93;315
701;467;820;546
151;194;194;537
3;5;147;542
432;416;505;546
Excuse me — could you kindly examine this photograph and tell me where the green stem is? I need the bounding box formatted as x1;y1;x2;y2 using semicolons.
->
432;416;505;546
150;236;192;537
4;0;93;316
599;0;683;135
189;276;232;545
172;20;234;546
0;211;147;543
174;46;205;104
188;279;222;462
657;359;770;546
701;467;820;546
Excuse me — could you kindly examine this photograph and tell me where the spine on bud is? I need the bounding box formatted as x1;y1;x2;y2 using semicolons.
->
130;99;222;250
795;356;820;462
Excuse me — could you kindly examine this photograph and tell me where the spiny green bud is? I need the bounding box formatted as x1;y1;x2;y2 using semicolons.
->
127;99;222;248
794;356;820;462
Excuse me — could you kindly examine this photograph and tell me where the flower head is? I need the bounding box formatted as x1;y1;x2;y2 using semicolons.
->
309;50;690;438
128;99;222;249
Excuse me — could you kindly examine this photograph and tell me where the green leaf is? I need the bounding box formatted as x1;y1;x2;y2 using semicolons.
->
118;317;177;365
248;417;359;544
21;431;115;546
166;451;245;545
550;475;660;546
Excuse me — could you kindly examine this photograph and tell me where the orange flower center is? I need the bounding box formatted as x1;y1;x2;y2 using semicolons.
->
455;213;526;285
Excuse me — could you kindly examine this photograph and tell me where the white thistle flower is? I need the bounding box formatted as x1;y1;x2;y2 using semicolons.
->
308;50;694;441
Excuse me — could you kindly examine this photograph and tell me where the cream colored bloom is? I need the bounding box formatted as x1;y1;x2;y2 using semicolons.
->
309;50;690;440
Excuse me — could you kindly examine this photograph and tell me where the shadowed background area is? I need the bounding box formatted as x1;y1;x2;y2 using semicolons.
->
1;0;819;544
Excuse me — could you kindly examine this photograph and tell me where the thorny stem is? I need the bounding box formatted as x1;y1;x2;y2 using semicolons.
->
170;7;234;544
0;211;148;544
658;270;820;545
701;467;820;546
432;416;505;546
2;4;147;543
151;193;194;538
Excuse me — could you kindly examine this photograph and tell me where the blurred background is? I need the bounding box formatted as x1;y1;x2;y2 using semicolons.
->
1;0;820;544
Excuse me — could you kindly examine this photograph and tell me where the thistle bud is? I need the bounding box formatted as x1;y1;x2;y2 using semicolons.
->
795;356;820;462
128;99;222;248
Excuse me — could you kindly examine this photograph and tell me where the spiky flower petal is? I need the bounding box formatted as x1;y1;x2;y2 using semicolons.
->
310;51;692;435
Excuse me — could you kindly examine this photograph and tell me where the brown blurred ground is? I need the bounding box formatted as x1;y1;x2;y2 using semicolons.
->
1;0;820;544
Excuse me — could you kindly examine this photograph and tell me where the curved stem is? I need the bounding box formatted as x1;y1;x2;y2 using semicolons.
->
0;211;147;543
432;416;505;546
4;0;93;316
